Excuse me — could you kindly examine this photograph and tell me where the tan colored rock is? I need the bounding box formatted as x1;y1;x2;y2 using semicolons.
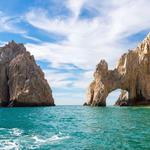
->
85;33;150;106
0;41;54;107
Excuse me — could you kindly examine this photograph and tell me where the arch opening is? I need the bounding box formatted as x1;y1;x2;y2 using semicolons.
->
106;89;128;106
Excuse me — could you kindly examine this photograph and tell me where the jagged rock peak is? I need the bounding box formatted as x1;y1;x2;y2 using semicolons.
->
0;41;55;107
3;40;25;50
95;60;108;73
85;32;150;106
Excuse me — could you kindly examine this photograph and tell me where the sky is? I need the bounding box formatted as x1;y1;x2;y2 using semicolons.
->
0;0;150;105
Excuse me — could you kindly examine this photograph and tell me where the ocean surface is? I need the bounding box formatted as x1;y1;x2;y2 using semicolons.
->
0;106;150;150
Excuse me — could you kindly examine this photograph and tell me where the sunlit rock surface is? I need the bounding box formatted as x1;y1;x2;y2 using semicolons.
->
85;33;150;106
0;41;54;107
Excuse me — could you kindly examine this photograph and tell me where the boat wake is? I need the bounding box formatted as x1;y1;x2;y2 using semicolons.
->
0;128;71;149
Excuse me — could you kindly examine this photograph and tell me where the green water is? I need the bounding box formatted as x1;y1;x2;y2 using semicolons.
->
0;106;150;150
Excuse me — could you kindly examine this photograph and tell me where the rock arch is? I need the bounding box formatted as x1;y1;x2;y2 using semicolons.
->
84;33;150;106
85;60;129;106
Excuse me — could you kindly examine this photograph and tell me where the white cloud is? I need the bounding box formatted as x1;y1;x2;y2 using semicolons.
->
0;11;25;34
67;0;86;19
43;69;74;88
24;0;150;104
22;34;41;42
72;70;93;89
25;0;150;70
43;68;92;90
109;0;150;39
43;68;92;105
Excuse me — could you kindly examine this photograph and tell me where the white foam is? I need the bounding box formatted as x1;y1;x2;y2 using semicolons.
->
0;128;22;150
32;135;45;143
0;130;70;149
0;140;20;150
11;128;23;136
31;134;71;146
0;128;23;136
0;128;6;130
47;135;70;142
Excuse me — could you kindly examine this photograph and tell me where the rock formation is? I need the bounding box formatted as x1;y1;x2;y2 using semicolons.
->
0;41;54;107
85;33;150;106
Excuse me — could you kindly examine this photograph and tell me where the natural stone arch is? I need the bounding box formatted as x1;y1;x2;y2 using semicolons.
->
85;60;129;106
84;33;150;106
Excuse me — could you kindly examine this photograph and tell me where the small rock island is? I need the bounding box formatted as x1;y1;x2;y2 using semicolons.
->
84;33;150;106
0;41;54;107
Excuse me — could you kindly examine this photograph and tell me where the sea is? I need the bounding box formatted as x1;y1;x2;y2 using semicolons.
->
0;106;150;150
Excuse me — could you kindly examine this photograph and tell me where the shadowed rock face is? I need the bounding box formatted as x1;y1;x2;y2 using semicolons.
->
0;41;55;107
85;33;150;106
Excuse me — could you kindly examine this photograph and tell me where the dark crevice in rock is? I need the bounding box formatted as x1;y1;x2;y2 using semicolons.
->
6;67;10;106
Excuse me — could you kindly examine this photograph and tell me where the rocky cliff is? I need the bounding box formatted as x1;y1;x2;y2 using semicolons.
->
0;41;54;107
84;33;150;106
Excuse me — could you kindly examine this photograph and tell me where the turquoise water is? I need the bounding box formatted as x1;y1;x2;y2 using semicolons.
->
0;106;150;150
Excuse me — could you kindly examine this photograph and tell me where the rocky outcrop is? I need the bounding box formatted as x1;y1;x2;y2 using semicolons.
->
85;33;150;106
0;41;54;107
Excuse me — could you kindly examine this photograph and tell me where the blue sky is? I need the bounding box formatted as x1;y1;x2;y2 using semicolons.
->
0;0;150;105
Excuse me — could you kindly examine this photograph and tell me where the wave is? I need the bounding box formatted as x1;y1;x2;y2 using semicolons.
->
0;140;19;150
0;128;23;136
48;134;70;142
11;128;23;136
32;134;70;144
0;128;70;149
0;128;22;150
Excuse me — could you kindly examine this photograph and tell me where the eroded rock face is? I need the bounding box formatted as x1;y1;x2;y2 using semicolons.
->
0;41;54;107
85;33;150;106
